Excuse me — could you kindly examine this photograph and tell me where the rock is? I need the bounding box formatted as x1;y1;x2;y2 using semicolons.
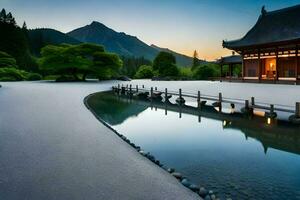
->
208;190;214;195
130;142;135;147
171;172;182;180
146;154;155;162
117;76;131;81
212;101;221;107
188;184;200;192
289;114;300;124
181;178;191;187
167;168;175;173
139;150;147;156
199;187;208;198
135;146;141;151
204;195;211;200
176;97;185;104
210;194;216;200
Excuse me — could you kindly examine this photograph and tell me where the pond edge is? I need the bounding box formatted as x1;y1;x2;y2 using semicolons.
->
84;91;220;200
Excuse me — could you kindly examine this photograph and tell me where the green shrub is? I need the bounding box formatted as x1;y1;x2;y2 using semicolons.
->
0;51;18;68
27;73;42;81
179;67;193;79
55;75;79;82
153;51;179;77
193;65;216;80
134;65;154;79
0;67;26;81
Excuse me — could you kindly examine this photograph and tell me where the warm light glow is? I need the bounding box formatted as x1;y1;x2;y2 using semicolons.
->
270;63;274;70
253;110;265;117
267;117;271;125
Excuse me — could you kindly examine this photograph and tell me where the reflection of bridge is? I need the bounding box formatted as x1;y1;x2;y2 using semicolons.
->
104;91;300;156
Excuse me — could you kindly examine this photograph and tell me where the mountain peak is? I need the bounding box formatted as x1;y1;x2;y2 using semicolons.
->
67;22;198;66
90;21;109;29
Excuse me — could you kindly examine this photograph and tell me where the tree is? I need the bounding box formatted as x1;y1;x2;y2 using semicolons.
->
39;44;92;80
153;51;178;77
193;64;217;80
121;56;152;78
0;9;38;72
92;51;122;80
39;43;122;81
192;50;200;70
134;65;154;79
0;9;6;21
0;51;18;68
22;21;27;30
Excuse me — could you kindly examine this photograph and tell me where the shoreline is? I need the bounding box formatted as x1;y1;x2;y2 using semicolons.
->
85;91;216;200
0;81;199;200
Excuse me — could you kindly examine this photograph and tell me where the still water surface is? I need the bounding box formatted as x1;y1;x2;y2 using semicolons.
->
87;89;300;200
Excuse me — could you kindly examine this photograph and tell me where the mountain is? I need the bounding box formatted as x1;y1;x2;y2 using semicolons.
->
28;28;81;55
150;44;206;67
68;21;157;60
67;21;200;67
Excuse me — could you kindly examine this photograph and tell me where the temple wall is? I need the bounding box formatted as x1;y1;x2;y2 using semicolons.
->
244;59;259;77
278;57;296;77
298;57;300;79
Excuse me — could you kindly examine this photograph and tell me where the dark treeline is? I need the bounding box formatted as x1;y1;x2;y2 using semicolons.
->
0;8;224;82
0;9;38;72
121;56;152;78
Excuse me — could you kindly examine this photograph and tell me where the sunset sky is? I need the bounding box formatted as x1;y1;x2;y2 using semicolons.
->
2;0;300;60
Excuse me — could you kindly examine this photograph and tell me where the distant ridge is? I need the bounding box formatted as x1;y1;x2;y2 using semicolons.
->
67;21;202;67
28;28;80;55
150;44;206;67
67;21;157;60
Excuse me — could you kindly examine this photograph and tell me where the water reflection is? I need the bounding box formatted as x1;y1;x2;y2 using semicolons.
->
87;91;300;200
88;91;300;156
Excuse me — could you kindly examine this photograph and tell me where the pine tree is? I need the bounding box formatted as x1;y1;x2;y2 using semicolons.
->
0;8;6;22
22;21;27;29
5;12;16;25
192;50;200;70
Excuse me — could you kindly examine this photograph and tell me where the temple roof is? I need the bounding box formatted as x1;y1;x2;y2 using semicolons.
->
223;4;300;50
216;55;242;65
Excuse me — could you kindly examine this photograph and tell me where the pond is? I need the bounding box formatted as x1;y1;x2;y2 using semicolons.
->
87;89;300;200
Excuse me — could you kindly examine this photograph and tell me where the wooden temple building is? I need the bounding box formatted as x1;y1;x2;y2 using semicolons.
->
217;52;242;80
222;5;300;84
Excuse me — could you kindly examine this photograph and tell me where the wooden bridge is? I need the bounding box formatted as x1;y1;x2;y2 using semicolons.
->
112;84;300;123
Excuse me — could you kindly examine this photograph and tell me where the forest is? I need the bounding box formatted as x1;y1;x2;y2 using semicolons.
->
0;8;239;82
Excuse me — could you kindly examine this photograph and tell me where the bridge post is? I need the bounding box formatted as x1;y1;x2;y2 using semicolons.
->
197;91;201;109
150;87;153;98
251;97;255;106
219;92;222;112
165;88;168;102
179;89;182;99
296;102;300;118
245;100;249;109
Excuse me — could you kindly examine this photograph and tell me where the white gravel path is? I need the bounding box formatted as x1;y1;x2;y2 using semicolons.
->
0;81;200;200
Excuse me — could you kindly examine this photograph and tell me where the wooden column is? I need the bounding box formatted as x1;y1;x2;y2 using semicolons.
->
242;53;245;79
296;45;299;81
258;49;261;81
276;48;279;81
